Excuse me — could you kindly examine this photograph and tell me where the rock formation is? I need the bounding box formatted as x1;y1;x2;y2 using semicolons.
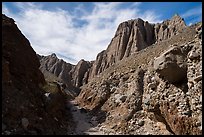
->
70;59;93;87
38;53;73;85
153;45;188;83
2;14;74;135
38;54;92;89
142;36;202;135
35;14;201;135
38;15;186;88
75;18;202;135
154;14;186;41
88;14;186;80
3;12;201;135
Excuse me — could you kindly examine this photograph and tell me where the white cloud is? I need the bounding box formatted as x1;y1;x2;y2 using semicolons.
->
3;2;161;64
181;5;202;18
129;2;141;7
142;10;162;23
2;3;10;15
181;5;202;26
15;2;42;10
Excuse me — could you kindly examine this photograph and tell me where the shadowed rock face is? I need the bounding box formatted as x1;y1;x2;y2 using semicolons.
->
2;14;46;134
2;14;73;135
2;14;45;87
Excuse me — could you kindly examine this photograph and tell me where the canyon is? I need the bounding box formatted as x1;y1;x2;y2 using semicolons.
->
2;13;202;135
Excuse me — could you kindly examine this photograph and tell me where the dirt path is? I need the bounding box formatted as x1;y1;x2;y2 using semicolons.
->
68;100;105;135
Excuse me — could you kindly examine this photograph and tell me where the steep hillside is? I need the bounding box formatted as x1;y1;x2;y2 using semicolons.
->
75;19;202;135
2;14;75;135
39;15;187;91
38;54;92;89
88;14;186;80
38;53;74;84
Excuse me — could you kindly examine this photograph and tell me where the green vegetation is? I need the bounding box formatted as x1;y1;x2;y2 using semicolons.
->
42;82;60;93
42;69;62;83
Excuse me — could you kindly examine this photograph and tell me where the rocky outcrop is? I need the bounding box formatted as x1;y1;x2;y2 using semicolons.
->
88;19;154;79
38;53;74;84
70;59;92;87
39;54;92;88
143;37;202;135
2;14;45;88
88;15;186;80
154;14;186;41
74;21;201;135
2;14;74;135
38;15;186;88
153;45;188;83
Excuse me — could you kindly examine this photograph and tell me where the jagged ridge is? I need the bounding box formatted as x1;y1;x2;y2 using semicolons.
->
39;14;186;89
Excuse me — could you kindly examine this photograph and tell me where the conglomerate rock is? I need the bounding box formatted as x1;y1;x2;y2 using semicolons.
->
75;20;202;135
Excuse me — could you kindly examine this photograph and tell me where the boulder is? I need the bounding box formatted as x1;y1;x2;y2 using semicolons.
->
120;95;127;103
188;51;200;60
138;120;145;126
21;118;29;129
153;46;187;83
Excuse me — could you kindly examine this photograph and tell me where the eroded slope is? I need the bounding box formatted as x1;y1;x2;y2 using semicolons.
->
75;22;202;135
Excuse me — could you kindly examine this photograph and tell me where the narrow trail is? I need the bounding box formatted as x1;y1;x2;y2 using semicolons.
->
67;100;105;135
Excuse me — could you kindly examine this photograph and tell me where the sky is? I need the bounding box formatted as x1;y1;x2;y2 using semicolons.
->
2;2;202;64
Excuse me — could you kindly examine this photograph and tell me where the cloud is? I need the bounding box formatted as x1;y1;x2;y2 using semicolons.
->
2;3;10;15
3;2;161;64
15;2;42;10
181;5;202;25
181;5;202;18
130;2;141;7
188;22;192;26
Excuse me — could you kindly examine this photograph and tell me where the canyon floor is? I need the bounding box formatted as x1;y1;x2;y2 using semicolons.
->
68;100;118;135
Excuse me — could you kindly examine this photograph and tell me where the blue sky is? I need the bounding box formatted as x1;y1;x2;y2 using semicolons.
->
2;2;202;64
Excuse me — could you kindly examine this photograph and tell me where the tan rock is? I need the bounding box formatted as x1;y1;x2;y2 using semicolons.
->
153;46;187;83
